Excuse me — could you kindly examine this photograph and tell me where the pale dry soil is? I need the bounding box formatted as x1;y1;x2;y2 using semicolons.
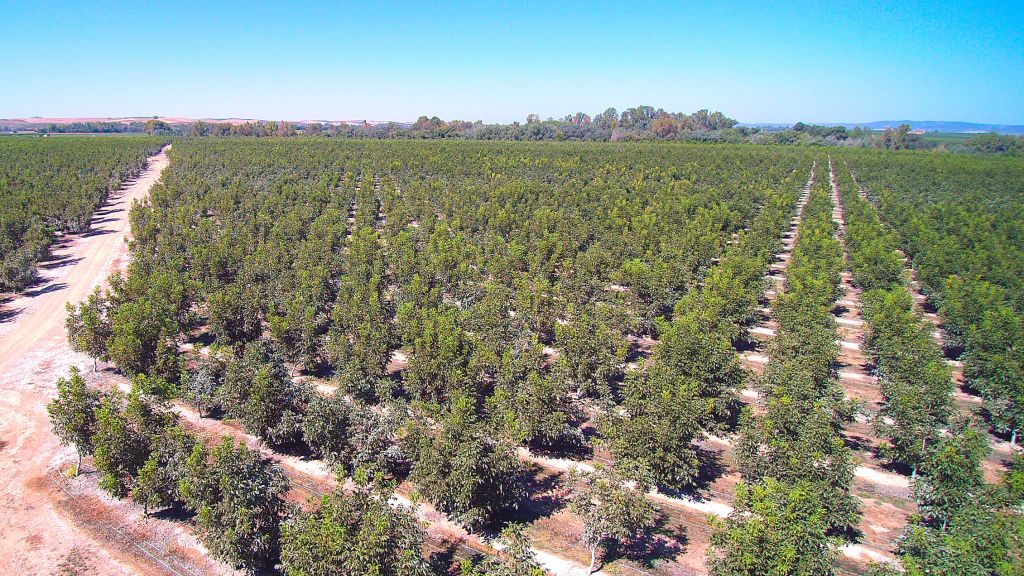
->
0;147;233;576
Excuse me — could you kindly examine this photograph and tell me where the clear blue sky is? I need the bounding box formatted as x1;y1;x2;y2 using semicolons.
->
1;0;1022;124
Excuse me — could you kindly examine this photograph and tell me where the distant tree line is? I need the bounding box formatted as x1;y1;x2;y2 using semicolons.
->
9;112;1021;155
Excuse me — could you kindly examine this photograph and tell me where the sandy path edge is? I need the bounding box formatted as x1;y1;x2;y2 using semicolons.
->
0;145;232;576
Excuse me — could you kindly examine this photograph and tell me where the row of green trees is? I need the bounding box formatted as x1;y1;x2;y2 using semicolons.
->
842;150;1024;446
834;165;953;473
601;161;805;492
711;170;861;574
47;367;554;575
0;136;165;290
835;163;1024;574
48;369;288;571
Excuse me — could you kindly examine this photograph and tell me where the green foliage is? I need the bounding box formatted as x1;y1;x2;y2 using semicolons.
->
912;419;990;529
405;393;524;529
738;397;859;532
709;479;839;576
0;136;164;290
65;286;112;369
208;283;263;344
457;523;544;576
845;149;1024;444
861;287;953;470
554;305;627;398
219;341;310;444
402;305;474;403
46;367;101;472
301;393;352;464
92;384;172;497
733;175;860;537
654;297;743;410
106;270;191;379
280;473;431;576
180;353;223;417
179;438;289;572
132;426;198;514
896;423;1024;575
963;304;1024;441
486;367;580;450
600;365;711;490
568;466;657;573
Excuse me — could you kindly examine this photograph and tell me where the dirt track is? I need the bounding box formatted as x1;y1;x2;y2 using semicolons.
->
0;146;230;576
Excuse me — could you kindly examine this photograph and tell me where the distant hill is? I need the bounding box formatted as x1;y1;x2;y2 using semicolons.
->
741;120;1024;135
852;120;1024;134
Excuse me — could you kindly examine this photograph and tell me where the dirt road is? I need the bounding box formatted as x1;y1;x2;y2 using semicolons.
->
0;146;228;576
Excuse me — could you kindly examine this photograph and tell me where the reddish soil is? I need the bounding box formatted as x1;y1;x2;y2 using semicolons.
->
0;146;232;576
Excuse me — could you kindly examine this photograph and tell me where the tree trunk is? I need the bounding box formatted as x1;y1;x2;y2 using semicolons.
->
93;357;97;372
76;450;82;476
1012;428;1018;447
588;545;597;574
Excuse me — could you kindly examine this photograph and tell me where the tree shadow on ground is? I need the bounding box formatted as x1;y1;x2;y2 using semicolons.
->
0;296;20;324
149;505;196;523
86;216;117;227
504;463;570;526
688;447;730;494
37;254;84;270
605;513;688;569
25;282;68;298
841;432;875;454
428;539;480;575
81;228;116;238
